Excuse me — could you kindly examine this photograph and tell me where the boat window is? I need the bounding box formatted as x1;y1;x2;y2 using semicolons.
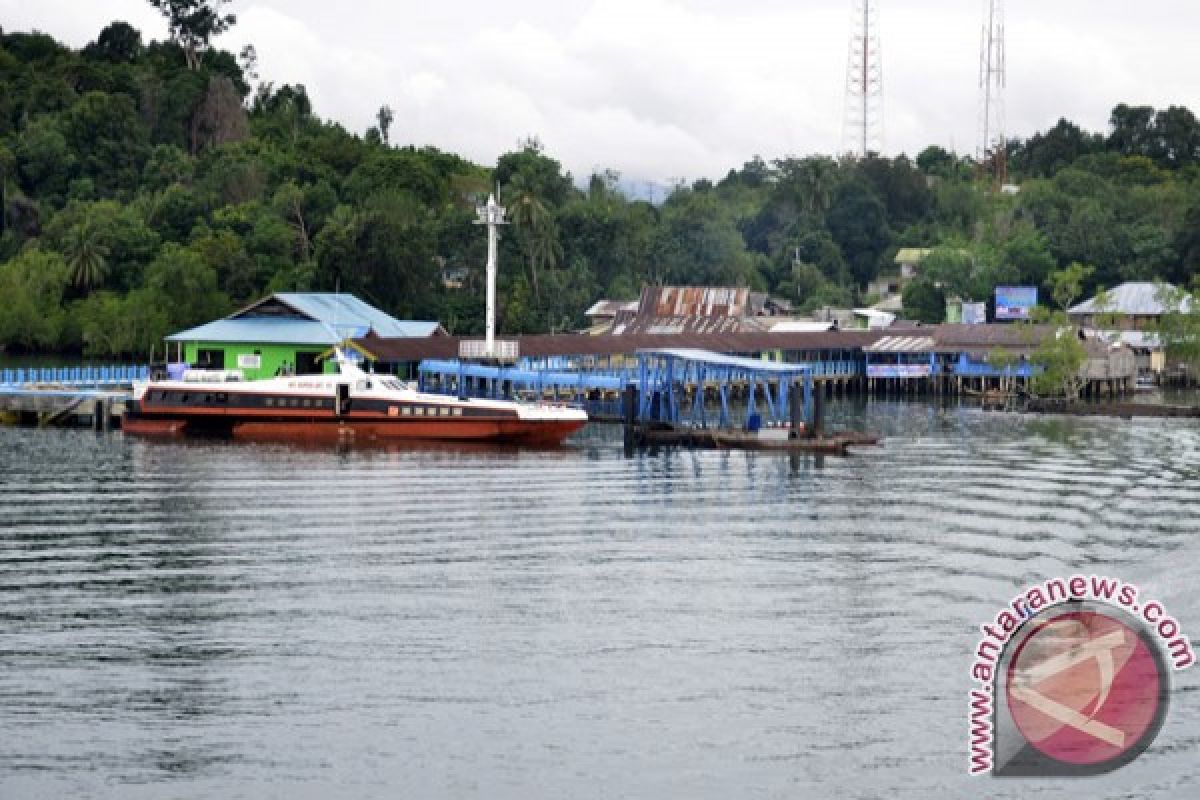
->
440;407;450;416
415;407;425;416
402;406;412;416
452;407;463;416
265;397;274;407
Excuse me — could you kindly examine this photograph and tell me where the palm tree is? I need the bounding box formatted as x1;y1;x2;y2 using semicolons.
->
797;157;837;216
64;215;110;290
505;174;552;299
529;220;564;279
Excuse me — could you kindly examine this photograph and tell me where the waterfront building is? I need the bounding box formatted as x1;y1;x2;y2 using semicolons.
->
1069;281;1194;377
867;248;934;306
1068;281;1193;331
165;293;443;380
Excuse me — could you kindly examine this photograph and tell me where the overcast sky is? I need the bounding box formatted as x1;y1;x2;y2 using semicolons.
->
3;1;1197;185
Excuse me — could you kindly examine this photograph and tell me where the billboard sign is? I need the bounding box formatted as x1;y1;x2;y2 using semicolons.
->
867;364;932;378
962;302;988;325
995;287;1038;321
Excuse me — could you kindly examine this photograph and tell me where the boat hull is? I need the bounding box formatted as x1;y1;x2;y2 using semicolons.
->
122;412;586;446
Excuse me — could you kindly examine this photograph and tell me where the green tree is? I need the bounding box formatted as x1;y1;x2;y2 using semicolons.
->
652;189;761;288
148;0;237;70
376;105;394;146
61;91;150;193
190;226;257;303
902;278;946;323
826;178;890;287
1030;317;1088;400
1155;283;1200;374
84;21;143;63
142;143;194;190
143;242;230;328
1048;262;1094;311
0;248;70;350
15;116;75;203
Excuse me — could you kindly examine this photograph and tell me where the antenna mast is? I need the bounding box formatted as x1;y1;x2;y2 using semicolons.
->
475;193;507;356
842;0;884;157
457;191;518;364
978;0;1007;187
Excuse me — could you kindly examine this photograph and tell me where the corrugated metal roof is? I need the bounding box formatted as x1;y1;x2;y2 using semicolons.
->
167;318;347;344
894;248;932;263
611;315;773;335
864;336;937;353
769;320;837;333
1069;282;1194;316
931;323;1055;348
169;293;443;342
638;286;757;318
271;293;442;337
584;299;639;317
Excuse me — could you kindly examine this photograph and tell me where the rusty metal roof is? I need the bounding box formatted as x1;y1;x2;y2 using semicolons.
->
637;286;756;318
609;315;774;336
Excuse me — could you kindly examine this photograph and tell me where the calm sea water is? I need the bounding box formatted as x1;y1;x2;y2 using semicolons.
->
2;402;1199;799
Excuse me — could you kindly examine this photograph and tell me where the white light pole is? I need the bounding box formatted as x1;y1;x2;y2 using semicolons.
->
475;193;507;357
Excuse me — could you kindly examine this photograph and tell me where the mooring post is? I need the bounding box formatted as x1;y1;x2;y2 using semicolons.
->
623;383;639;455
789;381;804;439
92;399;104;431
811;386;824;440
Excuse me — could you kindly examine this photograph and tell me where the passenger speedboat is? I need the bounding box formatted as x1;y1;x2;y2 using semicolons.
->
124;350;587;445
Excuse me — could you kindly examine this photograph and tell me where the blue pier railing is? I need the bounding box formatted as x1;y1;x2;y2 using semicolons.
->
0;364;150;388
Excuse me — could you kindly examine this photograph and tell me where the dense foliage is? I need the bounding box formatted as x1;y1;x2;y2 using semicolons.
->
1;19;1198;357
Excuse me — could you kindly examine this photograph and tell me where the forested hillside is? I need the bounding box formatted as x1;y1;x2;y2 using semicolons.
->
1;17;1198;357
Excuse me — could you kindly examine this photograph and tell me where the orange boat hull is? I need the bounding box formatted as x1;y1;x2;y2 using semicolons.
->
122;413;586;446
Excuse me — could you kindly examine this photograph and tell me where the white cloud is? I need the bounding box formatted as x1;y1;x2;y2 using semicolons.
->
2;0;1198;182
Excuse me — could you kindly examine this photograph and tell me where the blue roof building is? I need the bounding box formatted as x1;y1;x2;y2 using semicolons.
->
165;293;444;379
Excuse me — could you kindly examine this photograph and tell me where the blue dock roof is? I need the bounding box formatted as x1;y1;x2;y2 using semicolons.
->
637;348;812;374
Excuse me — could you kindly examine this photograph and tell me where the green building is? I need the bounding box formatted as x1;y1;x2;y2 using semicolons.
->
165;293;443;381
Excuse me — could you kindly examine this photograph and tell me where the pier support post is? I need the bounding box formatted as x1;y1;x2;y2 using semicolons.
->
810;385;824;440
789;382;804;439
623;384;639;455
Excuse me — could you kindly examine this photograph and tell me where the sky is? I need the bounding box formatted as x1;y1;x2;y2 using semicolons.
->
2;1;1197;186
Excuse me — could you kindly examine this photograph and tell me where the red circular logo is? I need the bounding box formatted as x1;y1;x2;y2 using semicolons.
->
1006;610;1164;767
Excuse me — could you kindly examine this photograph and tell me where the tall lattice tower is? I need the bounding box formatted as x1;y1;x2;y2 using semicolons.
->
978;0;1007;185
842;0;884;157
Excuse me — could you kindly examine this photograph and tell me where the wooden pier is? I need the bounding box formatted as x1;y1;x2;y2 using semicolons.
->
0;388;129;430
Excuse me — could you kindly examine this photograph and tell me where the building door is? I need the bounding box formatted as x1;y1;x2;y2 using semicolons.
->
296;352;321;375
197;349;225;369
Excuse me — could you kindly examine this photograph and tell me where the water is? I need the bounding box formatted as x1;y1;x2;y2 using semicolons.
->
2;402;1199;799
